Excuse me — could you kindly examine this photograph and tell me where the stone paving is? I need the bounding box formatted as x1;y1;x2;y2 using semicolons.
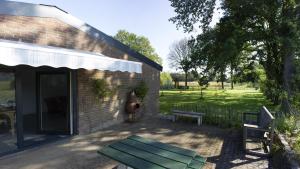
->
0;116;271;169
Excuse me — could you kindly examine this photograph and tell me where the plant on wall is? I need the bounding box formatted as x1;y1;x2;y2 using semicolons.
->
134;81;149;102
91;79;115;99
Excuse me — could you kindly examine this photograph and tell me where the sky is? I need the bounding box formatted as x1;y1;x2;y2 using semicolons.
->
12;0;221;72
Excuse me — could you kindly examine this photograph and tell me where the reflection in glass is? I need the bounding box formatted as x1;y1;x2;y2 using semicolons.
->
0;72;16;154
40;74;69;133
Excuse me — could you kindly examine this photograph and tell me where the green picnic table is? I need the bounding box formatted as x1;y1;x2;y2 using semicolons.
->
98;135;206;169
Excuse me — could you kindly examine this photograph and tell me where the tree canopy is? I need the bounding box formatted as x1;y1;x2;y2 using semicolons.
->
168;38;193;88
114;30;162;65
160;72;173;89
169;0;300;108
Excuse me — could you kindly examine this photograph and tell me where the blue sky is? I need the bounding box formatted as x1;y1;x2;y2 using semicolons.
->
12;0;221;72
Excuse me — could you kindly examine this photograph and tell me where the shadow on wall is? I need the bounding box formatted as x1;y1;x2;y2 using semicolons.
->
77;69;143;134
0;15;159;134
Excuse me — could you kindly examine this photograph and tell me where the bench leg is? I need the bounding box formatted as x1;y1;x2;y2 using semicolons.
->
243;127;247;151
198;117;200;126
173;115;176;122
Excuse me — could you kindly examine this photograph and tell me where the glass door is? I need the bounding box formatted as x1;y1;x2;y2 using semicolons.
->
38;73;69;134
0;72;16;154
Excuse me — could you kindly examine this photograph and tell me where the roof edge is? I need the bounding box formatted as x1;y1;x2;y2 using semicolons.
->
0;0;163;71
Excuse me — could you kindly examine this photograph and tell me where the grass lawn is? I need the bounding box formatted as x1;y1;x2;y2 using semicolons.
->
0;81;15;104
160;87;274;115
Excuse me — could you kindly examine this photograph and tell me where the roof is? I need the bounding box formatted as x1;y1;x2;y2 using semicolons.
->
0;1;163;71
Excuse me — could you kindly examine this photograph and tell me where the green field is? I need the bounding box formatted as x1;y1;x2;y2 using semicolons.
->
0;81;15;104
160;88;274;114
159;87;276;128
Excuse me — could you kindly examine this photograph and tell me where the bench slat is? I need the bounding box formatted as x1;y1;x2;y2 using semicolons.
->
173;110;205;116
174;114;202;118
194;155;207;163
110;142;187;169
243;106;275;155
120;139;193;165
187;159;205;169
98;146;165;169
128;135;197;157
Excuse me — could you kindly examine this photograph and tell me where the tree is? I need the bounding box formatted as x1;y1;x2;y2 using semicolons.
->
114;30;162;65
169;0;216;33
168;38;193;89
160;72;173;89
170;73;181;88
169;73;195;88
169;0;300;106
234;62;260;84
189;29;214;97
290;57;300;111
191;67;210;98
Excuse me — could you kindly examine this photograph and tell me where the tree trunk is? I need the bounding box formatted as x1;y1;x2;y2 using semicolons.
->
283;50;293;99
282;46;294;113
221;71;225;89
185;72;188;90
200;88;203;98
221;81;224;89
230;65;234;90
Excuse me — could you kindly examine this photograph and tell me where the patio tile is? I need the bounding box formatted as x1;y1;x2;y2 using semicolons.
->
0;117;271;169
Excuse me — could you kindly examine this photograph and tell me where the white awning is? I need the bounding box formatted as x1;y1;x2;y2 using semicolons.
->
0;40;142;73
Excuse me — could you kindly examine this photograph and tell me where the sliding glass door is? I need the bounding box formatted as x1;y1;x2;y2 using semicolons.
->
0;72;16;154
38;73;70;134
0;67;74;155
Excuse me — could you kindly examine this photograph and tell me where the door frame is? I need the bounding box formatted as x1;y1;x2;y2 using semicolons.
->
36;70;71;135
0;66;78;157
0;66;20;150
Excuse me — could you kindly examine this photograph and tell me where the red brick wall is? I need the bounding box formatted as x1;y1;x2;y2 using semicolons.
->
0;15;160;134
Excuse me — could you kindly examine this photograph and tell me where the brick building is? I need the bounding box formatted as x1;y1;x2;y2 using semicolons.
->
0;1;162;155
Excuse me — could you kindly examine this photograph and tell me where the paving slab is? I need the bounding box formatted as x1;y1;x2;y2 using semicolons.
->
0;116;271;169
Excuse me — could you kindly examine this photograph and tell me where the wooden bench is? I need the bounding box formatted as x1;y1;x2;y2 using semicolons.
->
172;110;205;126
243;106;275;156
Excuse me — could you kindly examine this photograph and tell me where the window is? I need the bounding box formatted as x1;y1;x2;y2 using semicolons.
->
0;72;16;154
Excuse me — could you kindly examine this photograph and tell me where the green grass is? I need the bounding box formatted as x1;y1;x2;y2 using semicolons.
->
0;90;14;103
0;81;12;90
159;87;276;128
160;88;274;114
0;80;15;104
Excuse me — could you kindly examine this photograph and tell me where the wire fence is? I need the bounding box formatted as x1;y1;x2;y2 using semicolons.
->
172;103;244;128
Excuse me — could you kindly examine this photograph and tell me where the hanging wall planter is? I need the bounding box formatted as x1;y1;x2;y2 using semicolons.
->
91;79;115;100
134;81;149;102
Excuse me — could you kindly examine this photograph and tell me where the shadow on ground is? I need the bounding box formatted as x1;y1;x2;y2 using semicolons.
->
206;131;272;169
0;116;271;169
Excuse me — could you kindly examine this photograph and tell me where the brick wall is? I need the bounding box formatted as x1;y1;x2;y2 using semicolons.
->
0;15;160;134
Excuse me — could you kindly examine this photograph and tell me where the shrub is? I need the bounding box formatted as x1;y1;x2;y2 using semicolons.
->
276;115;297;135
91;79;114;99
294;136;300;161
134;81;149;101
261;79;283;105
160;72;173;89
